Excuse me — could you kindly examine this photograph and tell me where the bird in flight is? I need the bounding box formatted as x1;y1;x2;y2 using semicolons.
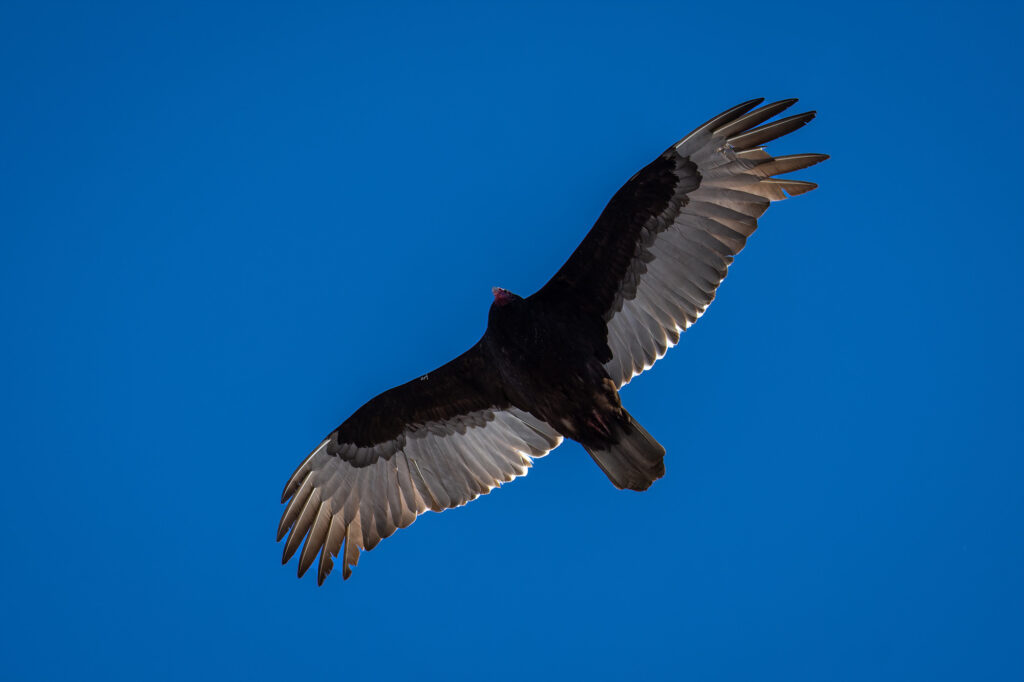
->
278;98;827;584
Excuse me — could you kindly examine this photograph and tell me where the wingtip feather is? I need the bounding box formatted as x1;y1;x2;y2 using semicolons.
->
729;110;816;142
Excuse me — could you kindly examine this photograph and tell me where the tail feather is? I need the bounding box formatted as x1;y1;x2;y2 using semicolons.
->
584;410;666;491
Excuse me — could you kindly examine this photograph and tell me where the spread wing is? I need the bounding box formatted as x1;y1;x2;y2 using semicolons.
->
278;342;562;584
530;98;828;386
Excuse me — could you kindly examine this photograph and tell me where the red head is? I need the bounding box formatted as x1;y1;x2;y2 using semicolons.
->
491;287;518;306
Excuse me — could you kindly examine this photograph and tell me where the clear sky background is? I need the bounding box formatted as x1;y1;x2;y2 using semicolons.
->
2;2;1022;680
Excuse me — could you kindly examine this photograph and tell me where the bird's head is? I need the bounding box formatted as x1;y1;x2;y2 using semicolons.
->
491;287;521;307
488;287;525;331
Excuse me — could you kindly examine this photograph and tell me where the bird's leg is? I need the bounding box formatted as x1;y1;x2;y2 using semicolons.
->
586;410;613;438
585;377;624;438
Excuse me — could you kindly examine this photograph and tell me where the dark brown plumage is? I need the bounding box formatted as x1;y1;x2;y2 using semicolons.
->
278;98;828;584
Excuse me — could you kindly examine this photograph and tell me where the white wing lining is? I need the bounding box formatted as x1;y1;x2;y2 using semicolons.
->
279;407;562;583
604;100;825;386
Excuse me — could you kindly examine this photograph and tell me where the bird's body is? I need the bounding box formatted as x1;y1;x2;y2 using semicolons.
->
486;292;617;446
278;98;828;583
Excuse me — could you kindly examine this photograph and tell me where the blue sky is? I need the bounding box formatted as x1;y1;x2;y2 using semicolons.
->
2;1;1022;680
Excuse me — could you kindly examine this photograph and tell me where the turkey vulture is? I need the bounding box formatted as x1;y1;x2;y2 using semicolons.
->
278;98;827;584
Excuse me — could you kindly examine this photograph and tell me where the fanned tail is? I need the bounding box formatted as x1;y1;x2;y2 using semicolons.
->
584;410;666;491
